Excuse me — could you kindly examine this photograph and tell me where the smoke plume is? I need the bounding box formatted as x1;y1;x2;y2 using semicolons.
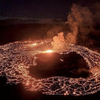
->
90;2;100;24
51;3;100;50
67;4;94;44
51;32;66;50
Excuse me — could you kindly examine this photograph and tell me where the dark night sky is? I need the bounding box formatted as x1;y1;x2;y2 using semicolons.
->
0;0;99;19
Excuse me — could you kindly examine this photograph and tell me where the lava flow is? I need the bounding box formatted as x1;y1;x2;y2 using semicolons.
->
0;40;100;96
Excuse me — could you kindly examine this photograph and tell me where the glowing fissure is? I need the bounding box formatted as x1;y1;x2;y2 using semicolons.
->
0;40;100;96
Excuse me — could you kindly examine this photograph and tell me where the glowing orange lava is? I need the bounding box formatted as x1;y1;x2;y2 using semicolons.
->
32;43;37;46
45;50;53;53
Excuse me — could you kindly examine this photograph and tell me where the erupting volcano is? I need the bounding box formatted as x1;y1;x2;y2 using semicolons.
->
0;1;100;100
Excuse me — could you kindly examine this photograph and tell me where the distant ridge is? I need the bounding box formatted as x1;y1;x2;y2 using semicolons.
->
0;17;67;25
